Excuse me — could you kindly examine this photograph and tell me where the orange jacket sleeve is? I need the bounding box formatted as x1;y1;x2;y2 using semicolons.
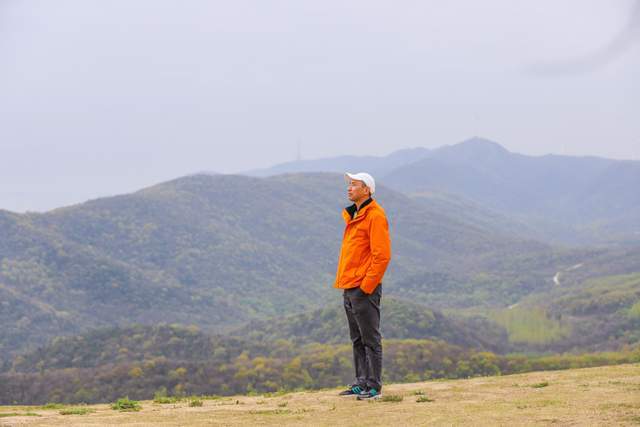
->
360;213;391;294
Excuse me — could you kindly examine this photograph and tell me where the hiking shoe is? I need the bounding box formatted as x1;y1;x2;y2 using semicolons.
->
339;385;364;396
357;388;381;400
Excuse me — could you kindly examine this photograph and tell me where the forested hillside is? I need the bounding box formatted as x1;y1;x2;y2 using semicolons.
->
0;173;557;359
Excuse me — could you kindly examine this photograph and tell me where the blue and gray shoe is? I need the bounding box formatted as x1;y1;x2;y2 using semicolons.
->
357;388;381;400
339;385;365;396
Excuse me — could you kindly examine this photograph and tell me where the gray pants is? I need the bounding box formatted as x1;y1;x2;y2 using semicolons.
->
343;284;382;392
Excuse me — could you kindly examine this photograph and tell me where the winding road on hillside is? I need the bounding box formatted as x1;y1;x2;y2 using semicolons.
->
552;263;584;286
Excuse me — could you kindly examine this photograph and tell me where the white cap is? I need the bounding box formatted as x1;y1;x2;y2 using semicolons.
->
345;172;376;195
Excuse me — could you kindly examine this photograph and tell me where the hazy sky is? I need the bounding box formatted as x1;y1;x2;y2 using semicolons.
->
1;0;639;212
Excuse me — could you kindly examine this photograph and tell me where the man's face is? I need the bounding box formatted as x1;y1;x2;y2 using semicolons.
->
347;179;370;202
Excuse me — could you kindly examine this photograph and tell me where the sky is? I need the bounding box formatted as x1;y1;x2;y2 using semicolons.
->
1;0;639;212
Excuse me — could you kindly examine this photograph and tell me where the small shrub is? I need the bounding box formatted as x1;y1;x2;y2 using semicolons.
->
278;402;288;407
111;397;141;412
531;382;549;388
154;388;182;404
189;399;203;407
381;395;403;402
154;396;181;404
413;390;425;395
60;407;95;415
416;396;434;403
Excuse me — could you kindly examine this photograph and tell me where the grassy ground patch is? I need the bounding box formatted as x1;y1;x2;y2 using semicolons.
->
1;363;639;426
59;407;95;415
0;412;41;417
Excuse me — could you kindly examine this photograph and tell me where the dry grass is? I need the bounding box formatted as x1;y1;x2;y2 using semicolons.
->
1;363;639;426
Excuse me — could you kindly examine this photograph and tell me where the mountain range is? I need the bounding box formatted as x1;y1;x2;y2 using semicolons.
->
248;137;640;245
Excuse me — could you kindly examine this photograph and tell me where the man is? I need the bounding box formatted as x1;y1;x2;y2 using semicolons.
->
334;172;391;400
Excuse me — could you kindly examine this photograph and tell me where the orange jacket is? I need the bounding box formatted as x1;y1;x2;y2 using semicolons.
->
333;199;391;294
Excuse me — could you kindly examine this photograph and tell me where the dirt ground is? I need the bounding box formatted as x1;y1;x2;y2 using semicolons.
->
1;363;639;426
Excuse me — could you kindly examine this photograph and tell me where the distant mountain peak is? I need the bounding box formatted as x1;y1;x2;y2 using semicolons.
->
454;137;510;153
433;137;510;161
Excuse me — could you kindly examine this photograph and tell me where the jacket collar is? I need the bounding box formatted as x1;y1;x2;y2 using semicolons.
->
343;198;374;223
